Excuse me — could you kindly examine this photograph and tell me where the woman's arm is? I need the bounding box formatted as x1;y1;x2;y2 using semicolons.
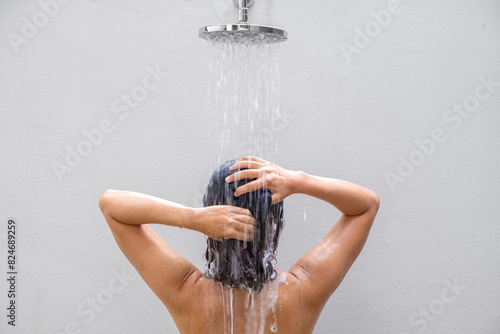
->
99;189;256;315
99;189;256;241
227;156;380;310
293;173;379;217
288;172;379;288
100;189;196;228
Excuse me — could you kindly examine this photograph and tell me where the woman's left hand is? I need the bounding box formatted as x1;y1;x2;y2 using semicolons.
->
192;206;257;241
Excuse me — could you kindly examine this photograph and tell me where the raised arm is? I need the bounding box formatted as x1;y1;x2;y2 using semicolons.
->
288;173;379;304
226;156;380;311
98;189;256;314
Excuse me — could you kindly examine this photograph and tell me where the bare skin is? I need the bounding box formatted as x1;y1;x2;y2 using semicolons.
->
99;156;380;333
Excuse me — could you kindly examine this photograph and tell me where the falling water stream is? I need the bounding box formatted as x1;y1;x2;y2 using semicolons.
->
207;35;281;166
205;33;286;334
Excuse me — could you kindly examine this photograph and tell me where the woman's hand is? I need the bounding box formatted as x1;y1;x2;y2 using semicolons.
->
225;156;299;204
193;205;257;242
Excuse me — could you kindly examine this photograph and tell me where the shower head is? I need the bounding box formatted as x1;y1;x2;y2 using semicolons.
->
199;0;288;44
199;24;288;44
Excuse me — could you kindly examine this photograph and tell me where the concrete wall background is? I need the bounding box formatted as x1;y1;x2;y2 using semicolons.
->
0;0;499;333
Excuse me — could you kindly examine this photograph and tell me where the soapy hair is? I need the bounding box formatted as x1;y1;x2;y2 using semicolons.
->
203;159;285;292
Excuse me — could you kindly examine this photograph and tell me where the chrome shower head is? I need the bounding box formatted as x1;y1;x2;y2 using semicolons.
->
199;0;288;44
199;24;287;44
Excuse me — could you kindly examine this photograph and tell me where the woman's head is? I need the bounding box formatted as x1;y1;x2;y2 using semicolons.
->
203;159;285;292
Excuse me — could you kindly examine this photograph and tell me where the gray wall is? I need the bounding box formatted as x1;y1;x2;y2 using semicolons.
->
1;0;499;333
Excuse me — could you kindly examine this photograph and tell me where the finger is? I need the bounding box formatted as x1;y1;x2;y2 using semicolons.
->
230;160;265;171
226;169;264;183
237;156;268;164
228;206;252;217
234;214;257;226
234;179;266;197
271;193;281;205
234;221;256;234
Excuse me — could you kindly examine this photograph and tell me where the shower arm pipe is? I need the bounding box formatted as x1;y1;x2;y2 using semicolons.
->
239;0;248;23
235;0;255;23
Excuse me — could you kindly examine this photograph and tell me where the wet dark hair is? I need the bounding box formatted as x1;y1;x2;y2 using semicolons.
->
203;159;285;292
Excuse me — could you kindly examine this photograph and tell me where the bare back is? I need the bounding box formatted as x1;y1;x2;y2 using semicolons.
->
170;269;322;334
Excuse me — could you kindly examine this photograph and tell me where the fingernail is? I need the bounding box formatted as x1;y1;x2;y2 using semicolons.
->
225;177;230;182
229;165;234;170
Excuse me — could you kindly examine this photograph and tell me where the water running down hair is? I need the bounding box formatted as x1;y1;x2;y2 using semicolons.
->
203;159;285;292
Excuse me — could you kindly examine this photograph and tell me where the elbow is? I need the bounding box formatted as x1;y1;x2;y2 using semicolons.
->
370;191;380;213
99;189;116;215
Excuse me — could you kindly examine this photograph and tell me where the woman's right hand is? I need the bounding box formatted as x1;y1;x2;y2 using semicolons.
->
225;156;300;204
